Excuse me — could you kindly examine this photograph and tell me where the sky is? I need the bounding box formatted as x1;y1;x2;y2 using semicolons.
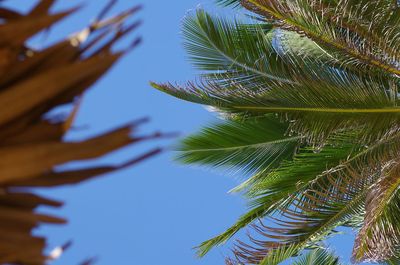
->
6;1;365;264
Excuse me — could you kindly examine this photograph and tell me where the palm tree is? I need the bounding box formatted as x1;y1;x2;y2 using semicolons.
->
152;0;400;264
0;1;168;264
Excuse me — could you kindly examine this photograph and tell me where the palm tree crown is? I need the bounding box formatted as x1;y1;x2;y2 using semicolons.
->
153;0;400;264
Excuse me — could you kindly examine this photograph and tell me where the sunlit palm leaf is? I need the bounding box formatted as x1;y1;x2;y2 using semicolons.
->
177;115;300;178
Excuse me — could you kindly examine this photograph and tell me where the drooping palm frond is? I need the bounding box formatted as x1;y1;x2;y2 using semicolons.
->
195;132;359;257
230;168;372;264
0;1;168;264
197;124;400;262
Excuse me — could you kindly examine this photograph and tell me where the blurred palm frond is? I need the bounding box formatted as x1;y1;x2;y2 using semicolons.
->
0;1;167;264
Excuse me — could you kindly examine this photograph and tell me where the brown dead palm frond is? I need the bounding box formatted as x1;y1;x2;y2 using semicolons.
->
0;1;166;264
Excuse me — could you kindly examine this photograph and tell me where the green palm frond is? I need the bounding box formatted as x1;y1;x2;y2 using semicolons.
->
196;133;359;257
239;131;400;263
292;248;341;265
198;128;400;261
177;115;300;179
180;10;296;86
153;78;400;143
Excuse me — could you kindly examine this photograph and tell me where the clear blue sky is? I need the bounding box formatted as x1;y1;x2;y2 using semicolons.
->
9;1;365;264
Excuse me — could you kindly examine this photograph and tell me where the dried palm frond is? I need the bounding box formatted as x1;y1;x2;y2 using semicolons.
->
0;1;166;264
